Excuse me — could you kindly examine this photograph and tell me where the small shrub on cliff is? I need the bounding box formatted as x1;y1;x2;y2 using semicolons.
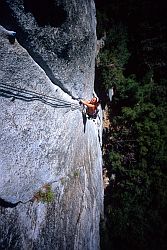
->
32;184;54;203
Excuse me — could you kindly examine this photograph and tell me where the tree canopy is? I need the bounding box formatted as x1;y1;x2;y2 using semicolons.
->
95;1;167;250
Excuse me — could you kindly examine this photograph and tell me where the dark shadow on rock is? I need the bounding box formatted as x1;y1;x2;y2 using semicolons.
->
8;35;16;44
23;0;67;27
57;42;72;60
0;0;73;97
82;112;87;133
0;198;19;208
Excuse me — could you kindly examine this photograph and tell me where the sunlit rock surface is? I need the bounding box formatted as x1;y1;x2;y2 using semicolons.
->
0;0;97;98
0;0;103;249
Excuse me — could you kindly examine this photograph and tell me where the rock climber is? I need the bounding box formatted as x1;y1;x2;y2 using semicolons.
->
80;97;100;118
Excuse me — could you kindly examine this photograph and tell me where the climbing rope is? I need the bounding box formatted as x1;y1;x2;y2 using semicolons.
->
0;83;101;125
0;83;80;110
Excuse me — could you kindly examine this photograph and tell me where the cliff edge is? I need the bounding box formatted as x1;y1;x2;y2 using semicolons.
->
0;0;103;249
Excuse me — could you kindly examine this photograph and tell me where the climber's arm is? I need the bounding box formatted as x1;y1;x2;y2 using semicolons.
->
80;99;95;108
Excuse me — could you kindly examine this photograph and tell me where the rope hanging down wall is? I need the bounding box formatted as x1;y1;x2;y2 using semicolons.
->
0;83;80;110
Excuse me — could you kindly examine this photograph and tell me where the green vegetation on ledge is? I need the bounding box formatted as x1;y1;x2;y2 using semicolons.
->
32;184;54;203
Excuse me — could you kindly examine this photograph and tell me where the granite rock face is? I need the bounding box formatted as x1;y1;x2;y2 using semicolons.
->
0;0;103;249
0;0;97;98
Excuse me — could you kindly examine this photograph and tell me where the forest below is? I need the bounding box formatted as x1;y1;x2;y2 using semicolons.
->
94;0;167;250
